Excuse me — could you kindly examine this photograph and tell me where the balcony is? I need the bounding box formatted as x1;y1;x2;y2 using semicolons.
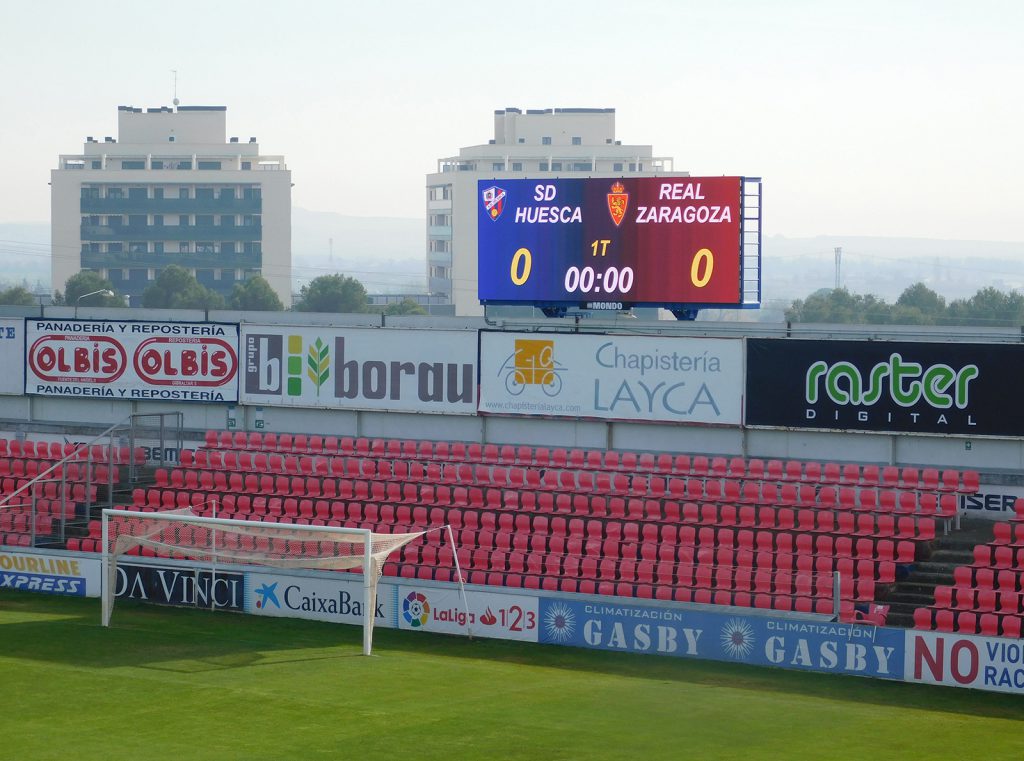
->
81;222;262;242
80;196;262;214
81;250;262;270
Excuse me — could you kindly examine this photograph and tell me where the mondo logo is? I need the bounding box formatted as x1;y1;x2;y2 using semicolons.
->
28;335;127;383
402;591;430;627
133;337;237;387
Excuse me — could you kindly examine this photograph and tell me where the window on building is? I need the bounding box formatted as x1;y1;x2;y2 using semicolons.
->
196;242;215;253
551;162;562;171
613;163;623;172
195;188;215;200
179;242;190;254
198;161;222;170
242;214;258;227
153;215;164;226
129;242;146;253
629;163;637;171
196;215;214;227
542;137;552;145
241;162;252;170
512;162;523;171
128;214;146;227
572;162;593;171
219;215;236;227
106;215;125;226
107;188;123;199
245;242;262;255
121;269;130;280
572;136;582;146
220;187;236;200
85;215;100;226
539;162;549;171
81;187;99;199
179;215;190;226
128;187;147;199
122;160;145;170
492;162;505;171
91;161;101;169
178;161;192;170
154;242;164;254
243;187;261;200
221;242;236;254
108;242;123;253
147;269;156;281
213;269;222;281
153;187;164;199
518;138;525;144
176;187;189;199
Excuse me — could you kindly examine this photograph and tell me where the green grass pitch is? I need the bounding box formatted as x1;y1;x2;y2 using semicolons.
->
1;590;1023;760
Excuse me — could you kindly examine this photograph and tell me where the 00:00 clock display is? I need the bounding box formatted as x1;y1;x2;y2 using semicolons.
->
564;265;634;295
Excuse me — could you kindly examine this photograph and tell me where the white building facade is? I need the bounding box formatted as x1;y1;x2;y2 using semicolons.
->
52;105;291;306
426;107;682;316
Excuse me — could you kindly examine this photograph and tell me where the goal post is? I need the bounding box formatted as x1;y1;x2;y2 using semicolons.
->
101;508;425;655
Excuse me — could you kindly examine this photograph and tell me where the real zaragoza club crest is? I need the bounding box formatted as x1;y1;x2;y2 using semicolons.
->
607;181;628;226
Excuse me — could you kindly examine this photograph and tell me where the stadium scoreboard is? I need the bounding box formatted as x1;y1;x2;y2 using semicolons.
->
477;176;755;313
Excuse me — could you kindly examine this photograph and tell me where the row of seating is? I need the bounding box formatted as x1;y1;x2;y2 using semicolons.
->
932;585;1024;614
201;430;979;494
0;439;144;465
913;608;1022;638
159;464;957;527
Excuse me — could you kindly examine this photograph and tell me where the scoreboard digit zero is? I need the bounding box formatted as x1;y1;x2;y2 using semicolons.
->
477;176;753;312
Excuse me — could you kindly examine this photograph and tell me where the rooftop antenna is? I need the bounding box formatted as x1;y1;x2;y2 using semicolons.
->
172;69;180;107
834;246;842;290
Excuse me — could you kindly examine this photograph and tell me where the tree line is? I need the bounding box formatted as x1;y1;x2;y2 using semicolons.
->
786;283;1024;327
0;267;425;315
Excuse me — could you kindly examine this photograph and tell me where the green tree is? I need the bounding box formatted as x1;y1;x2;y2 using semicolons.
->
63;271;126;308
229;276;284;311
786;288;891;324
378;298;427;316
946;287;1024;327
896;282;945;321
142;265;225;310
295;274;368;313
0;286;40;306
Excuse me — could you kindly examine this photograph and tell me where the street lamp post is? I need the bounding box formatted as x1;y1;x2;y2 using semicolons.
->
75;289;114;318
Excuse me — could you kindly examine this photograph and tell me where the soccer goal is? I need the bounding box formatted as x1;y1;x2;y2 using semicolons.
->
101;507;425;655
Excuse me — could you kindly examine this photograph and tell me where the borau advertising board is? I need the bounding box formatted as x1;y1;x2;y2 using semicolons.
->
240;326;476;414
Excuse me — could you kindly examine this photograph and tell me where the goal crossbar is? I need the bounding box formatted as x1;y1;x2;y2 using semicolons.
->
101;508;425;655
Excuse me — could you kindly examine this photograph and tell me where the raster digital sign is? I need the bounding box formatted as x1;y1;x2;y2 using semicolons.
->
477;177;745;309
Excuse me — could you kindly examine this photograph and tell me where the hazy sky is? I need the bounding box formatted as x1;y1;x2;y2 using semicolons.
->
1;0;1021;242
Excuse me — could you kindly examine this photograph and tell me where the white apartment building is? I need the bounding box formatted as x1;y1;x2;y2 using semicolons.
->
426;107;683;316
52;105;291;306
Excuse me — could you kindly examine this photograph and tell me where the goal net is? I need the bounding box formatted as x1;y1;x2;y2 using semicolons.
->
101;507;425;655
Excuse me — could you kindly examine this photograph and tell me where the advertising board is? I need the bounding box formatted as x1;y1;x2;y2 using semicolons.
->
0;319;23;395
397;585;538;642
25;319;239;403
478;177;746;309
906;630;1024;693
246;571;396;628
745;338;1024;436
0;549;98;597
114;563;245;611
479;331;742;424
240;326;476;414
539;598;904;679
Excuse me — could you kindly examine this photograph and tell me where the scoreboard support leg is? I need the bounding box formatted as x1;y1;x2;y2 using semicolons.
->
671;307;700;321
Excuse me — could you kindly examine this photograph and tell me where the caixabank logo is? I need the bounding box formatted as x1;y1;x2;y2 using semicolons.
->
746;338;1024;436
